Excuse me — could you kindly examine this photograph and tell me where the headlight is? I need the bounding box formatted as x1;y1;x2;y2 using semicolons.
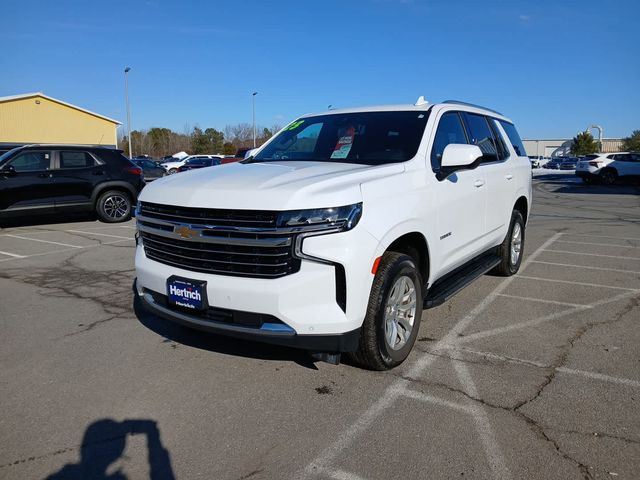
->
277;203;362;232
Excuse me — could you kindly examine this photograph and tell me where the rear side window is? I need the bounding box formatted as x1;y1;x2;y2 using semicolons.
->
498;121;527;157
59;151;97;169
430;112;468;171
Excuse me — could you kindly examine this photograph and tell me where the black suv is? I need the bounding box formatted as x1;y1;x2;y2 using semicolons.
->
0;145;145;223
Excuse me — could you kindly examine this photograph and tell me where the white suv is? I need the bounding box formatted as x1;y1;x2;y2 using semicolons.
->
134;99;532;370
575;152;640;184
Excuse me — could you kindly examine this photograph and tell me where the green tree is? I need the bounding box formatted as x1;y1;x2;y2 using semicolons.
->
621;130;640;152
191;127;225;154
223;142;236;155
570;131;599;156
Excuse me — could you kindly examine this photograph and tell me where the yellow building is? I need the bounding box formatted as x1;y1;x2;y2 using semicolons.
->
0;92;121;148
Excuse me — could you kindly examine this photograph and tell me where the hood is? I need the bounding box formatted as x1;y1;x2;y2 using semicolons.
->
140;161;404;210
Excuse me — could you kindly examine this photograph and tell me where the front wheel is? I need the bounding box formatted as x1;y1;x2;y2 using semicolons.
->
492;210;525;276
349;252;423;371
168;168;178;175
599;169;617;185
96;190;132;223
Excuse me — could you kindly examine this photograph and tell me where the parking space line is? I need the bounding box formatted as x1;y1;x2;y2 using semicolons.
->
543;249;640;260
0;239;131;263
516;275;640;292
555;239;640;249
0;249;25;259
66;229;133;240
570;233;640;242
531;261;640;275
300;233;563;480
447;347;640;388
401;389;473;413
4;234;83;249
326;469;369;480
498;293;589;308
459;290;639;344
453;362;512;480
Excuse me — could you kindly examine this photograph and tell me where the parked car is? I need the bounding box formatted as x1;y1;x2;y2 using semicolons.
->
559;157;578;170
575;152;640;184
544;157;563;169
0;144;24;155
0;145;144;223
162;155;224;174
528;156;542;168
134;98;531;370
133;158;167;181
177;156;222;172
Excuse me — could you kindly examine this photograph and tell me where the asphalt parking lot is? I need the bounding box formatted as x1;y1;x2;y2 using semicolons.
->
1;175;639;480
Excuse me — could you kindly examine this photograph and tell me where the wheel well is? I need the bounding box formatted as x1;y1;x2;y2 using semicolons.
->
514;196;528;224
387;232;429;284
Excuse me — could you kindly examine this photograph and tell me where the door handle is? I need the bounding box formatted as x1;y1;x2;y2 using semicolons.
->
505;174;514;180
474;179;485;188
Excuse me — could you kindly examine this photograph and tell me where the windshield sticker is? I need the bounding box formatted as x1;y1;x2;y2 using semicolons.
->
330;126;355;159
284;120;305;131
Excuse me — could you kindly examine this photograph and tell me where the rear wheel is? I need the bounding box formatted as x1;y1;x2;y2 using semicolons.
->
349;252;423;370
492;210;525;277
600;168;617;185
96;190;132;223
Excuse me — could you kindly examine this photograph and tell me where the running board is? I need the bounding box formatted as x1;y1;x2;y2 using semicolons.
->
423;251;501;309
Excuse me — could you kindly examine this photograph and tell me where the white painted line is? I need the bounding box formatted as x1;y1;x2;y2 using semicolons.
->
448;347;640;388
555;239;640;249
556;367;640;388
531;261;640;275
299;233;562;480
454;362;512;480
460;290;639;343
569;233;640;242
4;234;83;249
66;229;132;240
516;275;640;292
0;249;25;259
543;249;640;261
498;293;590;309
401;389;473;413
0;239;131;263
326;469;369;480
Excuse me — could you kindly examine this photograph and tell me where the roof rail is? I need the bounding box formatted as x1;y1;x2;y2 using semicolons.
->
442;100;503;116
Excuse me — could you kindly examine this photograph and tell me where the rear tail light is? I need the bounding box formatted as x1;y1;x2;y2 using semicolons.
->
588;161;602;167
125;166;143;176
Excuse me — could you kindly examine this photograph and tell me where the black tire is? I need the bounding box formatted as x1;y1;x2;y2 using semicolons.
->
96;190;132;223
349;252;423;371
492;210;525;277
599;168;617;186
168;168;178;175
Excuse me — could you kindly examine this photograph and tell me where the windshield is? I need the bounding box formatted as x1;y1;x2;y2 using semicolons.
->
0;147;24;165
252;111;430;165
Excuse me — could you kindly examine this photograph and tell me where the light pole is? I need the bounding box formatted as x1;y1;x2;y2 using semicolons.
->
252;91;258;148
124;66;132;158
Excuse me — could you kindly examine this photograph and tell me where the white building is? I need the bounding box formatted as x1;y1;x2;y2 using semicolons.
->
523;138;623;157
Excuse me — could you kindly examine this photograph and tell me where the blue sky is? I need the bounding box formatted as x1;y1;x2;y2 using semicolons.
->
1;0;638;139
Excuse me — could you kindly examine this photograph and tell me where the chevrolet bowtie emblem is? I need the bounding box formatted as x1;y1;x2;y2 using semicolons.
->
174;226;198;239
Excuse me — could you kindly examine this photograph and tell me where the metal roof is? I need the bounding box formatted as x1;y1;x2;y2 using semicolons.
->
0;92;122;125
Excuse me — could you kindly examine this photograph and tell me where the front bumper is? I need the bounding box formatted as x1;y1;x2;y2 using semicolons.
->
134;225;380;349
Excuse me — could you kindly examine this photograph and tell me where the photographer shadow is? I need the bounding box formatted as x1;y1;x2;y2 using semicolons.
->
46;418;175;480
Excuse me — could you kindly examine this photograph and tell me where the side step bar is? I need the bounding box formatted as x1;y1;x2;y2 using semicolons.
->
423;251;501;309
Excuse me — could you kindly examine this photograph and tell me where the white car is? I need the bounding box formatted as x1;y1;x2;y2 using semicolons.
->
135;98;532;370
575;152;640;184
161;155;224;174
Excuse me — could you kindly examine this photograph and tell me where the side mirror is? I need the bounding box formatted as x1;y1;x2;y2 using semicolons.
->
437;144;483;180
0;165;16;176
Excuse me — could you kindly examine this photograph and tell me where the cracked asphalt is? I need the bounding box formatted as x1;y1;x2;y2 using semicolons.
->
0;173;639;480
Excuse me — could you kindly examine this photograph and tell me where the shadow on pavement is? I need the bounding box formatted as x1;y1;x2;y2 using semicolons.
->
534;173;640;195
46;418;175;480
133;287;319;370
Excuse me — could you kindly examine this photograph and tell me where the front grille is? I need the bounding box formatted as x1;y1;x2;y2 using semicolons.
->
138;202;301;278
